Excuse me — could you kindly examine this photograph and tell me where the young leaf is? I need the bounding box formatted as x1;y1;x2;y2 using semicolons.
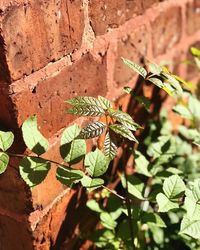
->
98;96;112;109
61;124;81;144
22;116;49;155
79;121;106;139
162;72;183;96
67;105;105;117
60;139;86;164
103;132;117;160
180;216;200;239
85;149;109;177
81;175;104;189
19;156;50;187
0;131;14;151
108;109;140;131
135;96;151;112
66;96;101;107
134;150;152;177
163;175;185;199
148;77;164;88
156;193;179;212
148;63;162;75
123;86;133;94
109;124;138;142
122;58;147;78
121;174;144;200
56;165;83;187
100;212;117;230
191;47;200;57
0;152;9;174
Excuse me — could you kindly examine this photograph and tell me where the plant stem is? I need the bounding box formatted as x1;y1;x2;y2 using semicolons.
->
102;185;125;200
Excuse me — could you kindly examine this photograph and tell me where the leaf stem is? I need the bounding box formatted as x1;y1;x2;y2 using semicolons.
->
102;185;125;200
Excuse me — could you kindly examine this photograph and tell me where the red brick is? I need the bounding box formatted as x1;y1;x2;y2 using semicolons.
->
152;6;182;56
89;0;143;36
0;0;84;81
186;0;200;35
114;25;149;86
11;53;107;138
142;0;160;9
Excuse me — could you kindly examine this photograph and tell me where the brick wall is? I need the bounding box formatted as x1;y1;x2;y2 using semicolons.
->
0;0;199;249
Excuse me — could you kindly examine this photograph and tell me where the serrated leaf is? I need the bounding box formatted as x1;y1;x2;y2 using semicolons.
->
61;124;81;144
60;139;86;164
85;149;109;177
180;216;200;239
148;63;162;75
156;193;179;212
103;132;117;160
108;109;140;131
141;212;166;228
100;212;117;230
135;96;151;111
67;105;105;117
0;152;9;174
81;175;104;189
86;199;104;213
66;96;101;107
0;131;14;151
148;77;164;88
19;156;50;187
56;165;83;187
134;150;152;177
109;124;138;143
122;58;147;78
22;116;49;155
173;105;192;119
121;174;144;200
79;121;106;139
98;96;112;109
163;175;185;199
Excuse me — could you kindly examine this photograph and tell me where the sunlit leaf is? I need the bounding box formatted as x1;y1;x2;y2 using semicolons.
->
103;132;117;160
19;156;50;187
61;124;81;144
98;96;112;109
67;105;105;117
109;124;138;142
22;116;49;155
180;216;200;239
191;47;200;57
148;77;164;88
148;63;162;75
134;150;152;177
0;152;9;174
0;131;14;151
66;96;101;107
81;175;104;189
173;105;192;120
79;122;106;139
100;212;117;230
122;58;147;78
163;175;185;199
156;193;179;212
86;199;104;213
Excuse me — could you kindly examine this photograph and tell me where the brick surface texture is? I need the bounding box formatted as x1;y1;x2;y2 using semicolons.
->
0;0;199;249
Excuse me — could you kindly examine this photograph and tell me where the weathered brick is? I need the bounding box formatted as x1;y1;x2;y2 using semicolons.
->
114;25;149;86
142;0;160;9
152;6;182;56
11;52;107;138
0;0;84;81
186;0;200;35
89;0;143;36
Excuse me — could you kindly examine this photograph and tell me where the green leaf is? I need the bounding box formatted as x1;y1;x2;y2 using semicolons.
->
67;105;105;117
123;86;133;94
163;175;185;199
109;124;138;142
0;152;9;174
66;96;101;107
180;216;200;239
148;77;164;88
81;175;104;189
192;179;200;202
22;116;49;155
188;96;200;119
148;63;162;75
173;105;192;120
85;149;109;177
121;174;144;200
103;132;117;160
19;156;50;187
60;139;86;164
98;96;112;109
141;212;166;228
178;125;200;141
56;165;83;187
134;150;152;177
162;72;183;96
184;196;200;220
86;199;104;213
61;124;81;144
135;96;151;111
156;193;179;212
191;47;200;57
79;121;106;139
100;212;117;230
0;131;14;151
122;58;147;78
108;109;140;131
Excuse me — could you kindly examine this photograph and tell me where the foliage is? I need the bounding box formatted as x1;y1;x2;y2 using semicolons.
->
0;47;200;249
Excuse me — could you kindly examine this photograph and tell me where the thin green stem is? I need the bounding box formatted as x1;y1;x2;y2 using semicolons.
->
102;185;125;201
